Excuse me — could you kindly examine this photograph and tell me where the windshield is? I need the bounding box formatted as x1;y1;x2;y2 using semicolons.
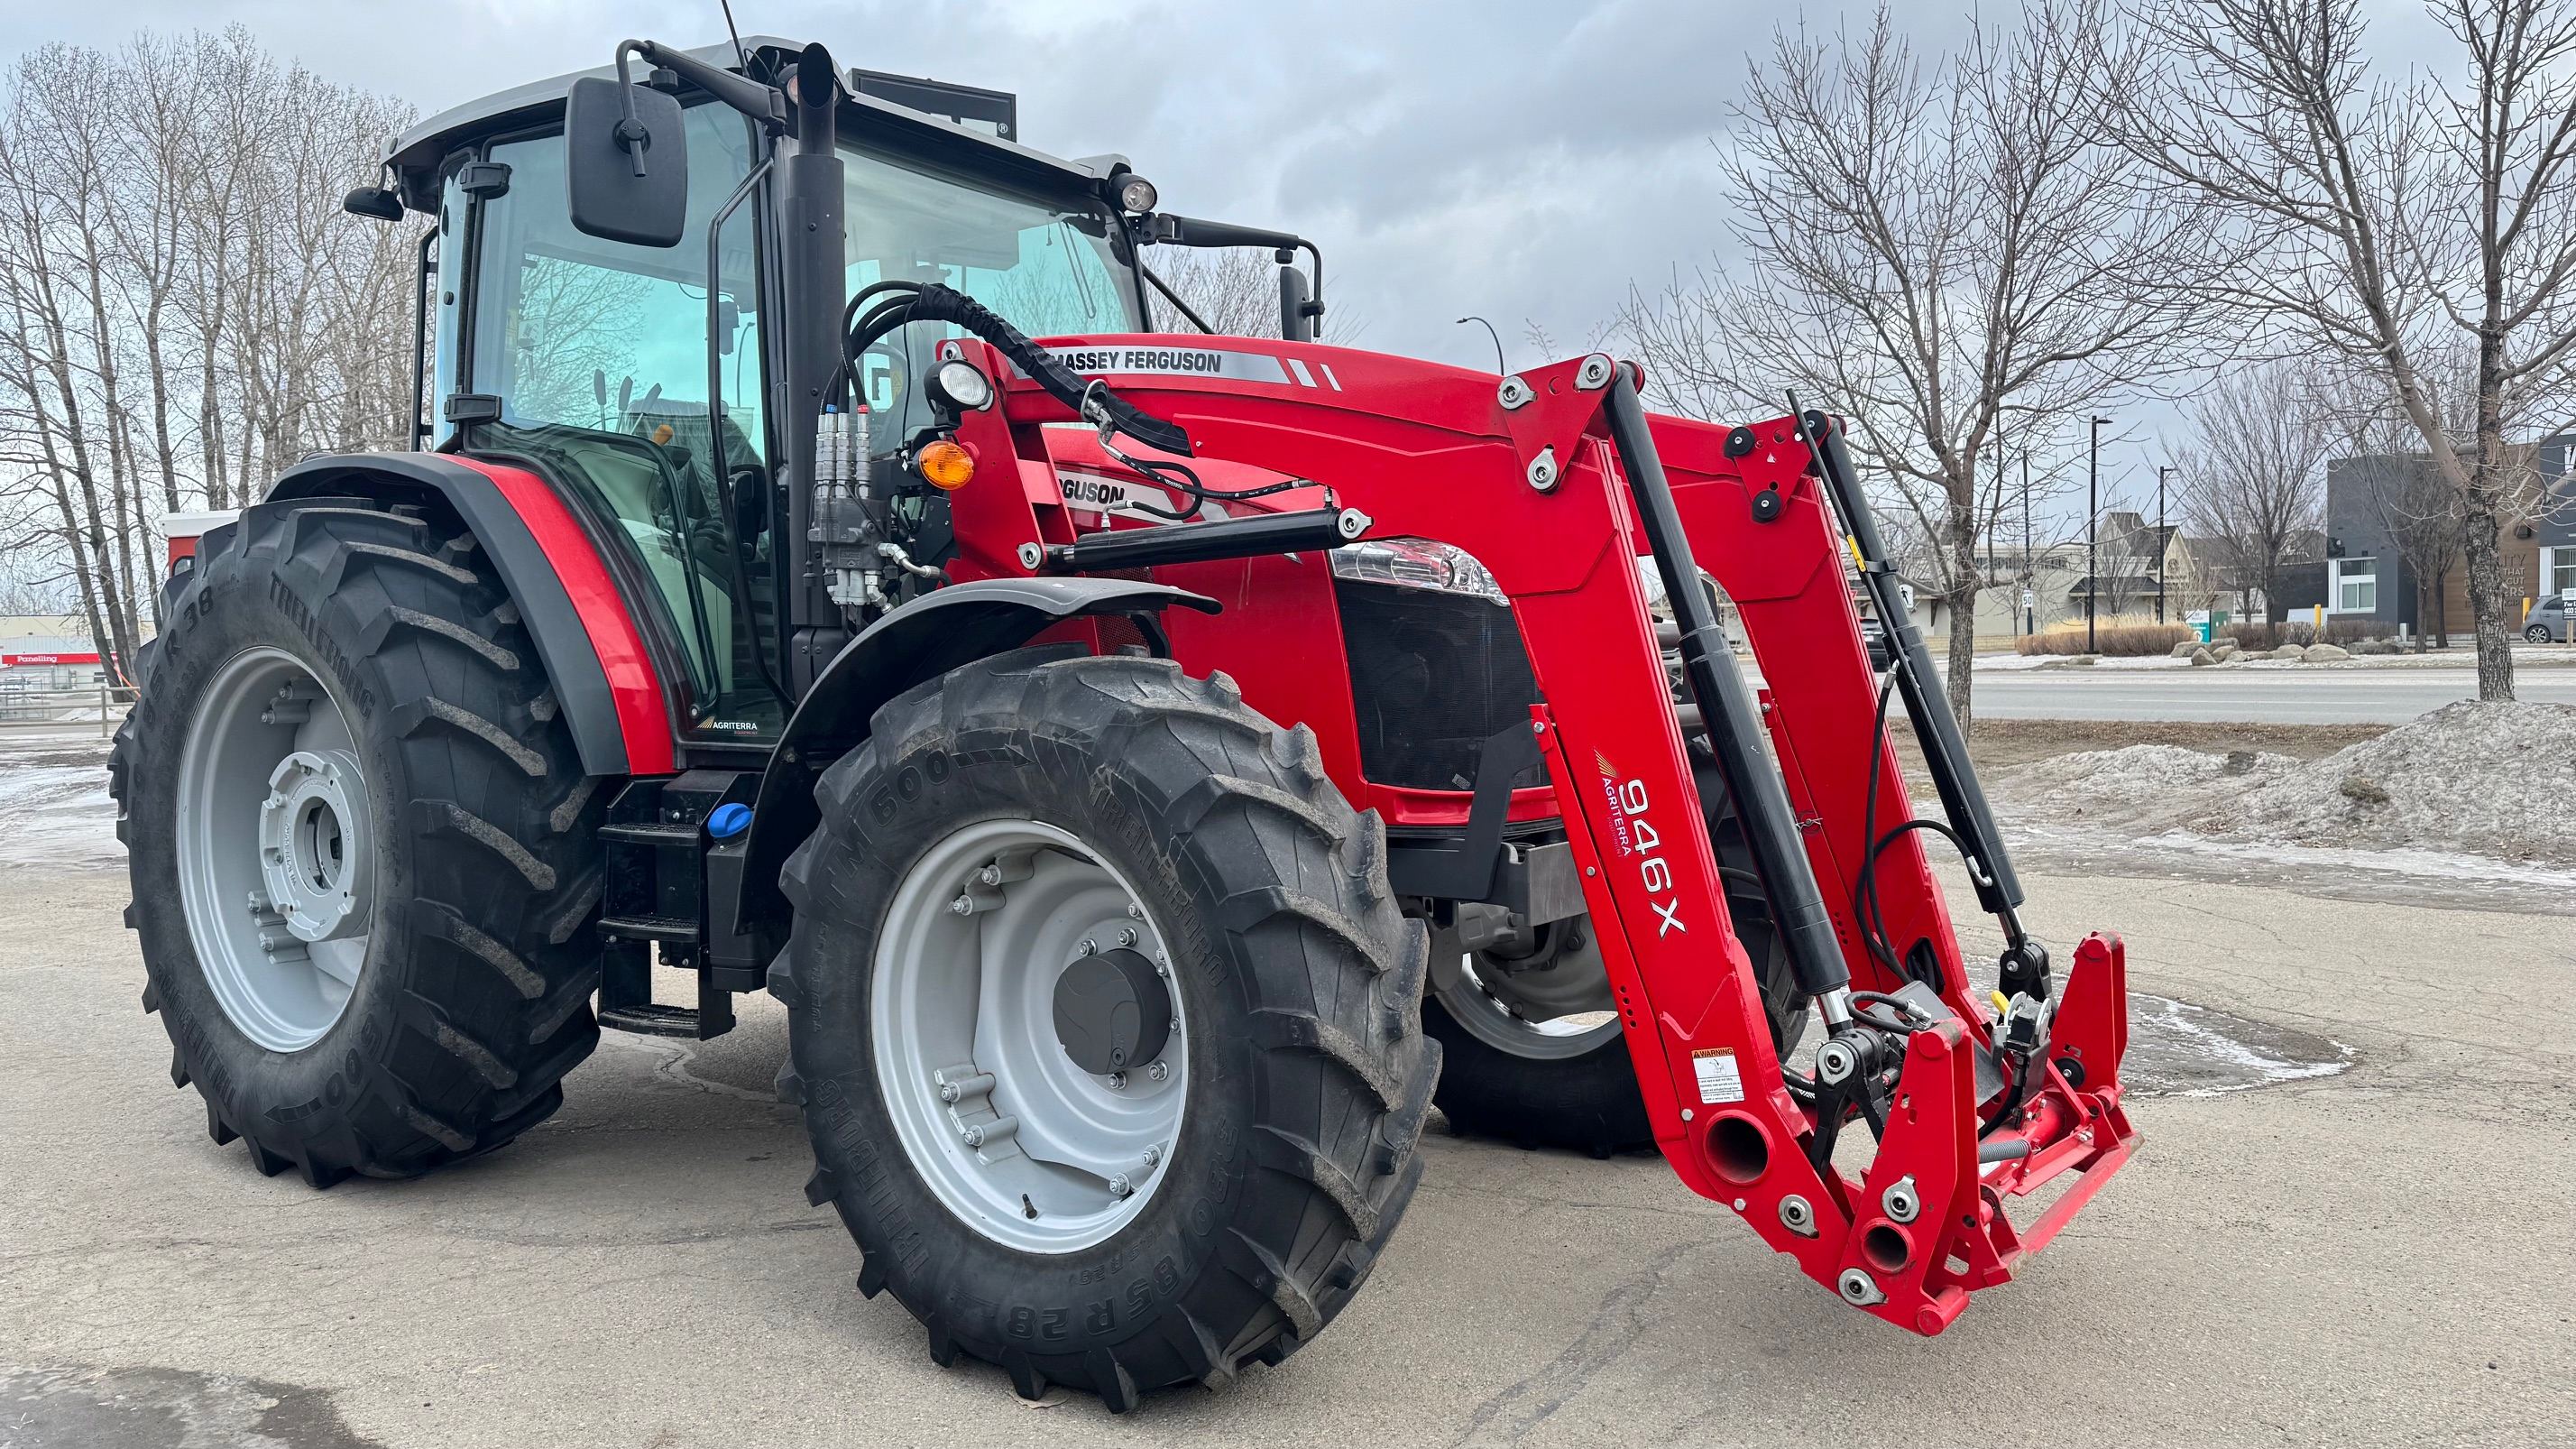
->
841;145;1140;450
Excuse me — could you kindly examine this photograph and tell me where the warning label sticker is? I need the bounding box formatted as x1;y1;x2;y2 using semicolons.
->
1692;1047;1744;1105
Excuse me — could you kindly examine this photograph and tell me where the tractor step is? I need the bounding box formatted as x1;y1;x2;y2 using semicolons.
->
598;912;698;942
597;1002;706;1037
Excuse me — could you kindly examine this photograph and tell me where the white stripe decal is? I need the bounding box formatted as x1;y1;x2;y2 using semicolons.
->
1285;357;1318;388
1320;362;1343;391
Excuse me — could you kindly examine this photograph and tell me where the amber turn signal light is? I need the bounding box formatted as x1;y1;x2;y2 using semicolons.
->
916;438;975;491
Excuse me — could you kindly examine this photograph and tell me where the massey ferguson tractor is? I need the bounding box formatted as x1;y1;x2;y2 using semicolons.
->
112;36;2138;1409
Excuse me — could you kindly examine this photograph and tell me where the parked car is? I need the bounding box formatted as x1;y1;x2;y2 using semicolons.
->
2525;595;2572;642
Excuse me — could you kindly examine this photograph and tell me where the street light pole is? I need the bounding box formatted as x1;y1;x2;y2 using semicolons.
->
1454;316;1504;374
2021;451;2033;634
2088;416;2110;650
2156;463;2171;625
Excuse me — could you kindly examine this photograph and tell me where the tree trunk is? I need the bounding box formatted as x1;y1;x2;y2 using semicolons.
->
2457;485;2516;698
1945;485;1978;734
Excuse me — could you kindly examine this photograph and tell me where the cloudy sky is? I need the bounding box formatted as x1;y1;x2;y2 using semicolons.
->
0;0;2457;512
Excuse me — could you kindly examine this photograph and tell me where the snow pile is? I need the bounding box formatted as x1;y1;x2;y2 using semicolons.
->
1997;743;2299;830
2200;701;2576;866
1995;701;2576;867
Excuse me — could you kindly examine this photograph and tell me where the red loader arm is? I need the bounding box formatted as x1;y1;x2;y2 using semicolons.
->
963;336;2138;1334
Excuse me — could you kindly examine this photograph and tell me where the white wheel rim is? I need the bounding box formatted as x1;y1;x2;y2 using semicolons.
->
1431;923;1623;1061
176;647;374;1053
872;818;1188;1253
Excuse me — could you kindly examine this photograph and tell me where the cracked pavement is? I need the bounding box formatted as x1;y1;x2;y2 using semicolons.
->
2;864;2568;1447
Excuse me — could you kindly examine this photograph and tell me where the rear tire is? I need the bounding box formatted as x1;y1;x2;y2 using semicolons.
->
113;497;608;1186
1424;735;1807;1156
772;648;1438;1410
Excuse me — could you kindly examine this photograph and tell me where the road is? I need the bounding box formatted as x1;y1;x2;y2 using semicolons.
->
3;863;2568;1447
1973;663;2576;723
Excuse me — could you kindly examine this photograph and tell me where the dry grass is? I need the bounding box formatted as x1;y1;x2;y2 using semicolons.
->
2013;622;2192;657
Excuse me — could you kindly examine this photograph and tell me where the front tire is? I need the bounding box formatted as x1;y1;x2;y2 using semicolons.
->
113;497;608;1186
772;649;1439;1410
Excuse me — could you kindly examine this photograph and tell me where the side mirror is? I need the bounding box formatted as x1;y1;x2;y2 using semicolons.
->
342;186;404;222
566;75;688;247
1279;264;1314;343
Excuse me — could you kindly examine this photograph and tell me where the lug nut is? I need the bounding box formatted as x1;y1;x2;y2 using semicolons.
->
1142;1145;1162;1167
979;864;1002;886
950;894;974;916
961;1123;987;1147
1146;1061;1169;1083
1106;1071;1127;1091
1127;903;1145;918
1118;928;1138;946
1108;1175;1133;1198
1078;938;1097;956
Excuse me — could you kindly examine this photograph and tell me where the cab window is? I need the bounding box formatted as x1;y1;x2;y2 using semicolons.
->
456;104;780;738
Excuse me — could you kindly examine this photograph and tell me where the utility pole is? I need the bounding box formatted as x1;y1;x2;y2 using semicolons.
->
2156;464;2172;625
2088;415;2110;651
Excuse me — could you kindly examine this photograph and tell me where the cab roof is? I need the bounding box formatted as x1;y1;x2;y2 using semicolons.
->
382;35;1124;210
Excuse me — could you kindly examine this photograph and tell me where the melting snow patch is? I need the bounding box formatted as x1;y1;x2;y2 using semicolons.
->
2122;993;2353;1097
0;734;120;870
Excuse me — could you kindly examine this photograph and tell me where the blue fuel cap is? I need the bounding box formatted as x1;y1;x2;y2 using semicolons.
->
707;803;752;839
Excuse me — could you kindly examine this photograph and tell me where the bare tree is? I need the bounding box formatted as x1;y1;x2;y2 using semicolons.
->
1142;247;1284;339
2173;362;2332;628
2110;0;2576;700
1618;2;2209;729
0;31;415;675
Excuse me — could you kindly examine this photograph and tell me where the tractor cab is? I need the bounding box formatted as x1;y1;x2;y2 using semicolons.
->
376;37;1300;743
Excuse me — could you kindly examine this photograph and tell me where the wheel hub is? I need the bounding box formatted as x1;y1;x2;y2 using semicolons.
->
1052;948;1173;1075
258;749;370;943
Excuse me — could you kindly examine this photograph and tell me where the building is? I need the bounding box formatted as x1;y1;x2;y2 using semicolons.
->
2320;438;2575;638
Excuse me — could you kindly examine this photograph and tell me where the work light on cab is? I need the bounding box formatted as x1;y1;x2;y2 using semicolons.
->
927;357;994;412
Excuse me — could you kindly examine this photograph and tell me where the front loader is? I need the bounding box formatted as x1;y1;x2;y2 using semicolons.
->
113;34;2137;1409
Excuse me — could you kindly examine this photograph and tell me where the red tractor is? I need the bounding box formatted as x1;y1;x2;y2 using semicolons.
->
114;36;2137;1409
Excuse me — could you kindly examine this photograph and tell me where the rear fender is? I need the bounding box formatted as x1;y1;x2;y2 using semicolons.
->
266;452;658;777
738;577;1220;936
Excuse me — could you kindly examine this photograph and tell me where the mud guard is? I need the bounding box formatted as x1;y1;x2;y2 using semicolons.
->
266;453;639;776
736;577;1220;937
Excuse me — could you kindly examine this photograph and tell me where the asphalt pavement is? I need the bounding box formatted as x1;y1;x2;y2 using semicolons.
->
3;863;2568;1447
1972;662;2576;723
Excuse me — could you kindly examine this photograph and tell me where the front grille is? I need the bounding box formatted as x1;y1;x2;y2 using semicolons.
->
1336;580;1542;790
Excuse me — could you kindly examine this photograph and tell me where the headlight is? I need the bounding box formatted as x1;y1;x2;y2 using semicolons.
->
1329;538;1506;605
1117;173;1159;214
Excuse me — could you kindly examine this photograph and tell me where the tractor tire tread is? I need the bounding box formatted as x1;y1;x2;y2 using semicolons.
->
115;495;609;1188
779;647;1436;1411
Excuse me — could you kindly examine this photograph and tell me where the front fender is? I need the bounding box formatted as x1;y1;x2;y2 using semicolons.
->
738;577;1219;936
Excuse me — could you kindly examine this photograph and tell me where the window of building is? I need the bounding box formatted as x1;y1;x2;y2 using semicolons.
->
2331;556;2378;614
2545;546;2576;601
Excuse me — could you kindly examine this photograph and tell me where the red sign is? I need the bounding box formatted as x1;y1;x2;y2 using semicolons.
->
1;652;101;667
